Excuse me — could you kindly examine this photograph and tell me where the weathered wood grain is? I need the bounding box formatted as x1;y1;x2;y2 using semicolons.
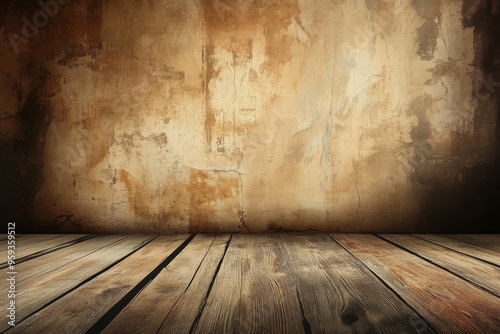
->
446;234;500;253
0;235;128;287
191;234;246;333
234;234;304;334
5;234;66;247
333;234;500;334
15;234;90;257
1;234;81;249
6;235;187;334
155;235;231;333
102;235;230;334
4;234;500;334
381;234;500;297
1;234;90;267
3;234;89;262
281;234;433;333
1;234;157;333
415;234;500;266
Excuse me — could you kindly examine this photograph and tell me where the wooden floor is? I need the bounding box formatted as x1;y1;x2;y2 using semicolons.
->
1;234;499;333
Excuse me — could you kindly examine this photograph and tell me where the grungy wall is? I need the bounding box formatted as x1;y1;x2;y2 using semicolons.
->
1;0;499;233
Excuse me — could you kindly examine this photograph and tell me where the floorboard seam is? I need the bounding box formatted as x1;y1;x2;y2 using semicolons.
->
445;235;500;253
156;235;218;331
20;235;134;283
0;234;96;269
86;234;196;334
328;234;438;334
295;288;312;334
277;234;314;334
182;236;217;295
188;234;233;334
4;235;160;332
375;234;500;298
410;234;500;268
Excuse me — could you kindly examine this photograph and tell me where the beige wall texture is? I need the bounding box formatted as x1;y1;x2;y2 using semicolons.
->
1;0;499;233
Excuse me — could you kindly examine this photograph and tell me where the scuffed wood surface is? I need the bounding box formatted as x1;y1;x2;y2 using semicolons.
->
333;234;500;334
4;234;500;334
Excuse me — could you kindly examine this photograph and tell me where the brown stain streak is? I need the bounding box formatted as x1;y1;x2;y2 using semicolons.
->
201;0;301;150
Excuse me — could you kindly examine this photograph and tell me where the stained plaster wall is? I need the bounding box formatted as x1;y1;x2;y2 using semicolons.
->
1;0;499;233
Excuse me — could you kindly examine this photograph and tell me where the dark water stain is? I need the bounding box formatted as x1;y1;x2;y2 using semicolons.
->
405;97;499;231
406;95;433;143
451;130;475;157
404;93;494;232
425;57;459;85
415;19;439;60
412;0;441;18
412;0;442;60
365;0;374;11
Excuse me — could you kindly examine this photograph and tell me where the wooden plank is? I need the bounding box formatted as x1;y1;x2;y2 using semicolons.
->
227;234;304;334
102;235;230;334
13;234;87;249
13;234;90;258
3;234;75;248
415;234;500;266
1;234;158;333
1;234;68;255
7;235;189;333
381;234;500;297
333;234;500;334
156;235;232;333
188;234;245;333
446;234;500;253
0;234;91;268
0;235;129;288
281;234;433;333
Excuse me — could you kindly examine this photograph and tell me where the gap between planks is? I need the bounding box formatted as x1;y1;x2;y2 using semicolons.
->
4;234;500;334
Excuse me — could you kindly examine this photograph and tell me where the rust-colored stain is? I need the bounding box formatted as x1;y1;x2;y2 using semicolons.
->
201;0;302;154
1;0;499;233
188;169;241;233
117;169;150;218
